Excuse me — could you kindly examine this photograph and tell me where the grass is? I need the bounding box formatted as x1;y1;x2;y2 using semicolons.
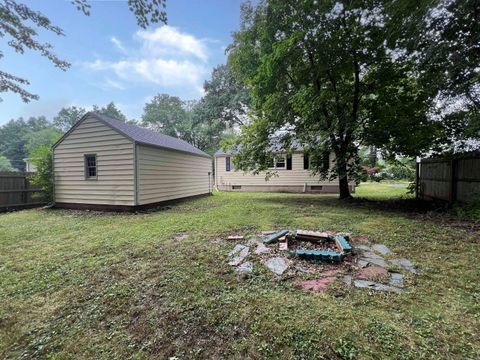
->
0;183;478;359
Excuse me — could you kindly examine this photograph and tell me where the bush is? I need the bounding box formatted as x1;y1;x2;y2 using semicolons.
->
29;145;54;204
0;155;16;172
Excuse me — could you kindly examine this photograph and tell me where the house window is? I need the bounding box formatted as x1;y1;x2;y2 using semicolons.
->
226;156;231;172
85;154;97;179
269;155;287;170
232;185;242;190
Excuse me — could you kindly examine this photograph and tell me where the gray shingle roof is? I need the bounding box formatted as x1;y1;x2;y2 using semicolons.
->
214;139;304;157
55;112;211;158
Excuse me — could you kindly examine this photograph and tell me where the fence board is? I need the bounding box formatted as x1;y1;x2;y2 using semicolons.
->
418;157;480;203
0;172;45;211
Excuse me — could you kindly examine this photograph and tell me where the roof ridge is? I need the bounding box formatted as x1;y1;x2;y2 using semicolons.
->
89;112;211;158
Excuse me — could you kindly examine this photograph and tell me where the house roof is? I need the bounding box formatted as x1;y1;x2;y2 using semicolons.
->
214;140;304;157
53;112;211;158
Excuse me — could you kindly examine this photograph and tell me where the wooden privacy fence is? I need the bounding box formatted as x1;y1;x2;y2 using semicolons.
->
417;157;480;203
0;172;45;211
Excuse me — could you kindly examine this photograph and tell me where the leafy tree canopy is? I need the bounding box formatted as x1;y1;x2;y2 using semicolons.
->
200;64;251;127
0;155;15;172
228;0;449;198
93;102;135;124
53;106;87;132
141;93;230;154
0;116;52;170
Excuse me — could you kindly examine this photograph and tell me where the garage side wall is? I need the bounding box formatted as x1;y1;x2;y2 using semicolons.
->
137;145;212;205
54;116;135;206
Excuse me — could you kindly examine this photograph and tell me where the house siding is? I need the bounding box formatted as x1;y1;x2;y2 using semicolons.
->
137;144;212;205
53;116;135;206
215;153;354;193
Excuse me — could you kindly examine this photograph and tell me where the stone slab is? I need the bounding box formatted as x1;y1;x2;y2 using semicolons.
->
296;276;336;292
389;272;404;288
228;244;247;257
254;242;271;255
390;258;419;274
360;257;388;268
354;280;403;293
229;247;249;266
372;244;392;255
265;257;289;275
356;265;389;281
236;261;253;274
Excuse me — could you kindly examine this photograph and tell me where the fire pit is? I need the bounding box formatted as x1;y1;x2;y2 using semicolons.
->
263;230;351;263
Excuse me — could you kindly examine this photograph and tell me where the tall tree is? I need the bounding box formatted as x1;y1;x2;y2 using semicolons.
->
228;0;444;198
200;64;251;127
141;94;227;153
142;94;189;136
93;102;133;123
53;106;86;132
24;127;62;154
0;116;51;170
0;0;167;102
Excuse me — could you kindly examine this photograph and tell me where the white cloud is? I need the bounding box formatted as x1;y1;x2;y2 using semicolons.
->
111;36;127;54
83;26;211;97
136;26;208;62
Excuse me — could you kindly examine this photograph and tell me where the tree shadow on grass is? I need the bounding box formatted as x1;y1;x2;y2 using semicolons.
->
257;194;480;232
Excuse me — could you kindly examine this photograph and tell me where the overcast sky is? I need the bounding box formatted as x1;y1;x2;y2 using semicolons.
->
0;0;243;125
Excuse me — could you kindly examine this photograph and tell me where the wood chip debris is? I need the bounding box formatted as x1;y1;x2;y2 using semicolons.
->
227;235;244;240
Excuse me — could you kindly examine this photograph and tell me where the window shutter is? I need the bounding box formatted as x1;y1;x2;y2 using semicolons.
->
287;154;292;170
226;156;231;172
303;153;309;170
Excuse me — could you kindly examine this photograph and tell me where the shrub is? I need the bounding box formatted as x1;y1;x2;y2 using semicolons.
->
28;145;54;204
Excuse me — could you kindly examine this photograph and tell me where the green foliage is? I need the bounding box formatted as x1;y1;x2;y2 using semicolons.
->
200;64;251;127
227;0;444;199
379;158;416;181
451;197;480;222
93;102;133;123
0;155;16;172
141;93;230;154
0;116;52;170
53;106;87;132
142;94;189;137
24;128;62;154
28;145;54;204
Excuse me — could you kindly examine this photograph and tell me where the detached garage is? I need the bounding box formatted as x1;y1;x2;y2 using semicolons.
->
53;112;212;210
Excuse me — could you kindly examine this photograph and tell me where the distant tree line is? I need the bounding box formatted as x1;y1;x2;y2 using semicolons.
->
0;63;248;171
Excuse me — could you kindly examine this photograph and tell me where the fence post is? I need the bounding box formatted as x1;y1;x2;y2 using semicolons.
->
450;159;457;204
416;161;420;199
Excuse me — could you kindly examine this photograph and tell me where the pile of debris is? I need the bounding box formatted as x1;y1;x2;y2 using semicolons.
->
226;229;420;294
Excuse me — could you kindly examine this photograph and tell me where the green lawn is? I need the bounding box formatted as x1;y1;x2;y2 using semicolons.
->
0;183;478;359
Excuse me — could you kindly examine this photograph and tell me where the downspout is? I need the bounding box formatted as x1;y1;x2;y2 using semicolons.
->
134;142;139;206
213;156;219;192
51;147;56;205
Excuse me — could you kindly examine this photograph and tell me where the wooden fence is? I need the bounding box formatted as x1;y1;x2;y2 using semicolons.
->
417;157;480;203
0;172;46;211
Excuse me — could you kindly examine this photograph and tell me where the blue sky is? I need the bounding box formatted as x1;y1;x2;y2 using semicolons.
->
0;0;243;125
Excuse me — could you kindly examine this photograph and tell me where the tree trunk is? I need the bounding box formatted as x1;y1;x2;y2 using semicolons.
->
338;174;351;199
336;156;352;199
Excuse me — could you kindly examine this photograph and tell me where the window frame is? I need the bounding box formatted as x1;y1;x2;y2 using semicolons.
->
268;154;287;170
84;154;98;180
226;156;231;172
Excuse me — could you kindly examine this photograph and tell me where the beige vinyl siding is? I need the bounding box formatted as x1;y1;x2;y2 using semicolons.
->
137;144;212;205
54;116;135;205
215;153;346;187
